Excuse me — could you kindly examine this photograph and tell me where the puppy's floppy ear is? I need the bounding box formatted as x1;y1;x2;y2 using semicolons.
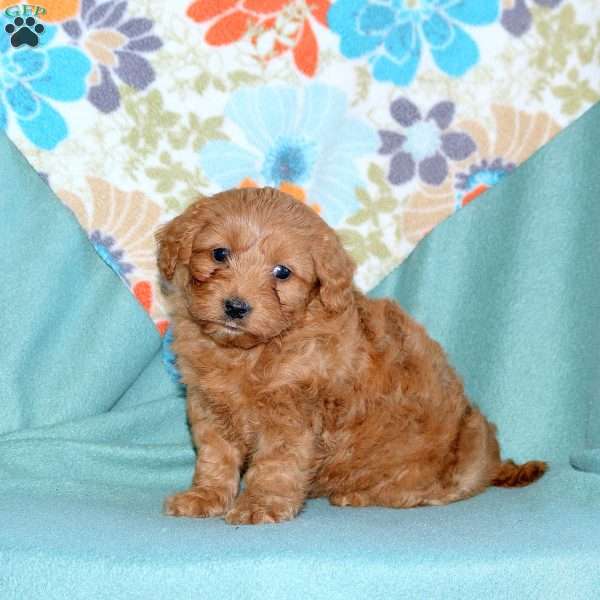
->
155;201;207;280
313;230;356;314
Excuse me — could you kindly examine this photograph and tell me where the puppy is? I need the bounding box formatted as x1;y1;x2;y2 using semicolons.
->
157;187;546;525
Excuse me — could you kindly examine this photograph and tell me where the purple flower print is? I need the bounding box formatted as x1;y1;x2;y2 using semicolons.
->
36;171;50;186
501;0;562;37
63;0;162;113
90;230;134;282
379;98;476;187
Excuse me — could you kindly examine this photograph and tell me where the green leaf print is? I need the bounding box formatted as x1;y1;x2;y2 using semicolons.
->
529;5;600;117
121;87;180;157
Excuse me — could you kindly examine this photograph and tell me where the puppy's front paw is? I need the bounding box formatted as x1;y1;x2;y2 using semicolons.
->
224;493;298;525
164;488;230;518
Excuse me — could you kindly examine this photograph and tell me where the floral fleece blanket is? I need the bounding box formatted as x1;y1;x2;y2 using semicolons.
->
1;0;599;335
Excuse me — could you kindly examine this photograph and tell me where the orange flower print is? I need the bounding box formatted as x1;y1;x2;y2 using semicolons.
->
186;0;329;77
133;281;169;337
240;178;321;214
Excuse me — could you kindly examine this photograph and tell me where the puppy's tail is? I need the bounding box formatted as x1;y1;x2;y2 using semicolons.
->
492;459;547;488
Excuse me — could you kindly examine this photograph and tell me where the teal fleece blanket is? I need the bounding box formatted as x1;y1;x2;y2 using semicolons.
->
1;102;600;598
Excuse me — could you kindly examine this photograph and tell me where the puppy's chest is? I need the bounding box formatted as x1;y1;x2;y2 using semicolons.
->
199;357;256;408
198;347;328;423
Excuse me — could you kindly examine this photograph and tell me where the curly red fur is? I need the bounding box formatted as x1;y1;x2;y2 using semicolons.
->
157;187;546;525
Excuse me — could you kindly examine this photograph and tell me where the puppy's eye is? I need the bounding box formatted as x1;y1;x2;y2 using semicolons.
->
273;265;292;280
212;247;230;263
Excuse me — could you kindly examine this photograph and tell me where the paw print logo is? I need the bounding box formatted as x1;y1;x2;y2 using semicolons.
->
5;16;45;48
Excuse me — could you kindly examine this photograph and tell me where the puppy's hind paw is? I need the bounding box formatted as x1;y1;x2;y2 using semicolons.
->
329;491;369;507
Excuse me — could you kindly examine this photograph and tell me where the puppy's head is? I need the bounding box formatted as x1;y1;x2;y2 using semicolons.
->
156;187;355;348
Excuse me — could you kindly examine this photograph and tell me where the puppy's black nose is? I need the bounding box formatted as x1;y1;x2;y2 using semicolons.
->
224;297;252;320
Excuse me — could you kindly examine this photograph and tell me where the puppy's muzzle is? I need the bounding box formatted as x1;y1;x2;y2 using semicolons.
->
224;297;252;320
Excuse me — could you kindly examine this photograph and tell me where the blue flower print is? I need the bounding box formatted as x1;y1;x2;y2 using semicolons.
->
199;84;378;226
328;0;499;86
161;326;182;384
455;158;514;208
0;18;91;149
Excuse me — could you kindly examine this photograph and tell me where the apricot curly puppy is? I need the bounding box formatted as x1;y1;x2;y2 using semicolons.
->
158;187;546;525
